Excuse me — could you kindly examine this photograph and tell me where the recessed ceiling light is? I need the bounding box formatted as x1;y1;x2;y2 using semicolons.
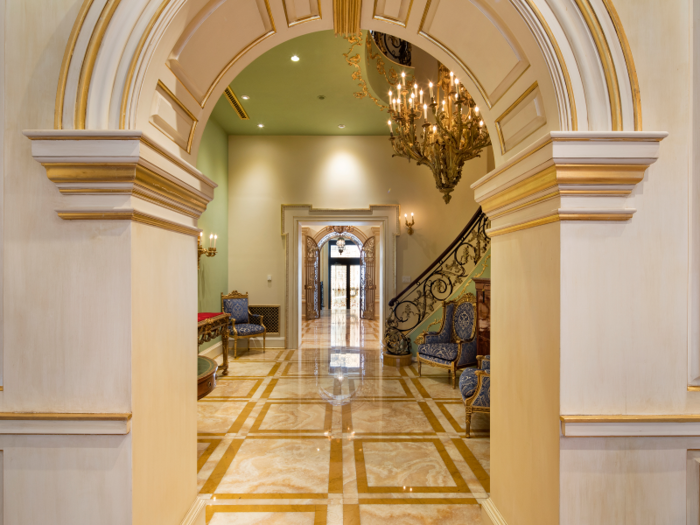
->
338;124;346;129
241;95;250;100
291;55;300;62
258;124;264;128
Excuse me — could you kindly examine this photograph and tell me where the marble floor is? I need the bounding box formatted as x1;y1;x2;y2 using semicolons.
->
198;309;490;524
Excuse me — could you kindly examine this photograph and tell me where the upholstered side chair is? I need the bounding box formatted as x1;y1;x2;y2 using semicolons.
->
221;290;266;359
416;293;476;388
459;355;490;438
415;293;478;388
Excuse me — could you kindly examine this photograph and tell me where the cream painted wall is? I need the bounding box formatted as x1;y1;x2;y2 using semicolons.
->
490;225;560;525
131;224;197;525
227;135;491;336
551;0;700;522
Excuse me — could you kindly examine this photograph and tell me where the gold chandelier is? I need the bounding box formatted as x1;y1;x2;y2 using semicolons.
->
388;64;491;204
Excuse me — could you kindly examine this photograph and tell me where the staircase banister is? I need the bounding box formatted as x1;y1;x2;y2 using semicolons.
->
389;207;485;307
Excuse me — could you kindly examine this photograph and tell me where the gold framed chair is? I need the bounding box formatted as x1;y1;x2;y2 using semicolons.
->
415;292;478;388
221;290;266;358
460;355;490;438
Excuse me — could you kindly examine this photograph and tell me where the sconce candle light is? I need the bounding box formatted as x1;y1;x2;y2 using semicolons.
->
404;213;415;235
198;231;217;268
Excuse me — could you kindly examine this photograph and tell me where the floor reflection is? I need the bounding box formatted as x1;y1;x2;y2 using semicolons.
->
199;309;490;524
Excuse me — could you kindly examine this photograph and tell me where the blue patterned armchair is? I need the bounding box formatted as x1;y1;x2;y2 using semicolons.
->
221;290;266;358
459;355;490;438
415;292;478;388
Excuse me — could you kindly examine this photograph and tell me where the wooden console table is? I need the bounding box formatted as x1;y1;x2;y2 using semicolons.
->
197;356;218;400
198;312;230;376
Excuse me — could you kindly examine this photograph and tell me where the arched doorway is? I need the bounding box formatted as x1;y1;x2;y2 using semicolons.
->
18;2;669;525
305;227;376;321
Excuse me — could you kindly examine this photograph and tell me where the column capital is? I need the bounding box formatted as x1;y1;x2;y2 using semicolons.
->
471;132;668;237
24;130;216;236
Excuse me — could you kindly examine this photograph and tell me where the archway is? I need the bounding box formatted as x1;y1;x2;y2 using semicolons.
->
21;2;668;525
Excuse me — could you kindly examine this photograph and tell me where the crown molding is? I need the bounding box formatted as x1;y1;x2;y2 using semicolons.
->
24;130;215;235
472;132;667;235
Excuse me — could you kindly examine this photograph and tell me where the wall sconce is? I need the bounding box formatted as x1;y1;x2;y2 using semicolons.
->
198;232;217;268
404;213;415;235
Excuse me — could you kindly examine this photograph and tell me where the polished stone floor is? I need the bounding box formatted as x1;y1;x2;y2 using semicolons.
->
198;309;490;524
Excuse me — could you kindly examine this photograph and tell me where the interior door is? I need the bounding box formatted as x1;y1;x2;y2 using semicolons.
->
305;236;320;319
360;236;376;320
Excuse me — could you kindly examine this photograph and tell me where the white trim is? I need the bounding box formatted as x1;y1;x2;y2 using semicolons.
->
481;497;509;525
180;498;206;525
0;414;131;435
561;418;700;437
199;338;286;360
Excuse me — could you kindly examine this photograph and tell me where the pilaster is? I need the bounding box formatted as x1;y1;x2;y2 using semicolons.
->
471;131;667;525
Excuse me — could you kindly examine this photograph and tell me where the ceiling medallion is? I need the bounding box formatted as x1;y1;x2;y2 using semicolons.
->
388;64;491;204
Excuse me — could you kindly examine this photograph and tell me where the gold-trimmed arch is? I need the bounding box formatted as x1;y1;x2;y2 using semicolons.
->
53;0;644;156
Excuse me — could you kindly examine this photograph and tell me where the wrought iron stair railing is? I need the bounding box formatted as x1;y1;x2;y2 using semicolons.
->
384;207;490;354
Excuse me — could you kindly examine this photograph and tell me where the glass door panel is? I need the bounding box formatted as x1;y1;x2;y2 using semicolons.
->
331;265;347;310
349;265;360;310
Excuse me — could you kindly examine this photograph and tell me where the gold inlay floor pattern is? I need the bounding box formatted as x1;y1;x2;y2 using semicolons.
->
198;310;490;523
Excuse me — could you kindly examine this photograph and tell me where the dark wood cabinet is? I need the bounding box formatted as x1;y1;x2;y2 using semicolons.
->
474;278;491;356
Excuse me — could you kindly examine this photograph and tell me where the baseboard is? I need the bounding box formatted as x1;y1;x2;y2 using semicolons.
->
199;337;286;359
199;342;223;359
481;498;508;525
180;498;206;525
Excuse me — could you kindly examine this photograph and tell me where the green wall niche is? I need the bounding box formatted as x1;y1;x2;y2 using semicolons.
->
197;118;229;351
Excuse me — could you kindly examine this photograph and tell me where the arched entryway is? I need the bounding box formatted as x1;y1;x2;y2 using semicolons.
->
18;1;670;525
304;226;376;321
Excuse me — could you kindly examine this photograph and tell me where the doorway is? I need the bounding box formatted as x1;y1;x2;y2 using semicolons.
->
329;239;361;311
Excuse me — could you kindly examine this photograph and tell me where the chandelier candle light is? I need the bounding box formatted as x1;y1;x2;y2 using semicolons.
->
388;65;491;204
198;231;217;268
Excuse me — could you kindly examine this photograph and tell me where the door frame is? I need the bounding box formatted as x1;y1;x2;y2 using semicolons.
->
282;205;401;349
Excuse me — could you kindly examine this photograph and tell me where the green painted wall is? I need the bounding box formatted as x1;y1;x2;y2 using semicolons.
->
197;118;229;351
407;248;491;357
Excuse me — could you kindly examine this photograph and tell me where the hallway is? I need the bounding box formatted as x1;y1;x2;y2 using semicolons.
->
197;310;490;523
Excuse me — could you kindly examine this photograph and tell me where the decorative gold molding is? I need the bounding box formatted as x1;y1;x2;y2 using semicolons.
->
574;0;621;131
282;0;322;27
120;0;173;129
372;0;414;27
600;0;641;131
334;0;362;36
488;211;633;237
55;0;96;129
481;163;646;215
200;30;276;108
43;162;209;218
280;204;401;235
75;0;122;129
494;82;540;154
57;209;201;237
689;386;700;391
521;0;578;131
139;135;215;187
155;80;199;152
561;415;700;424
0;412;132;421
418;0;493;110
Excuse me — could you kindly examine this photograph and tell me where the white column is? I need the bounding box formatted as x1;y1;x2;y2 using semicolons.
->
473;132;667;525
9;130;216;525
